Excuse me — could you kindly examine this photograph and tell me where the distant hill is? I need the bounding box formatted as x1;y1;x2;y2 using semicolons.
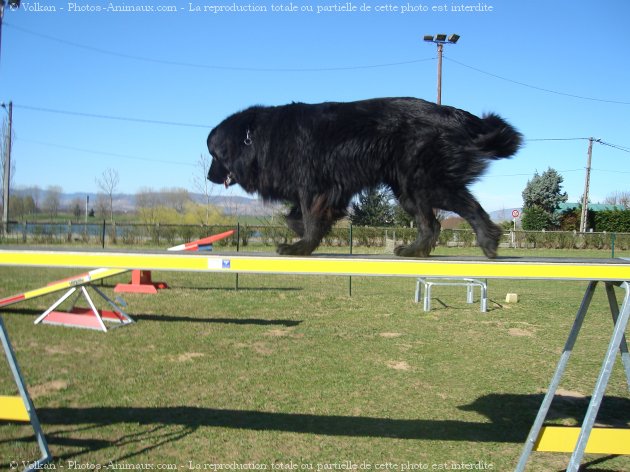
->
13;187;520;221
13;189;280;217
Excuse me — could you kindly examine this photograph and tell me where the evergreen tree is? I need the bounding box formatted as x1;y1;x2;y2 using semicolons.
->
521;168;567;230
350;186;395;226
393;202;414;227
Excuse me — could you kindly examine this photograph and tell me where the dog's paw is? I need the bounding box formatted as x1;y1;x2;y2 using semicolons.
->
480;243;498;259
478;233;500;259
394;244;431;258
276;241;314;256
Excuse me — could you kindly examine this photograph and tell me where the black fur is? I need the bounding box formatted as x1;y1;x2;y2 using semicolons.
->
207;97;522;257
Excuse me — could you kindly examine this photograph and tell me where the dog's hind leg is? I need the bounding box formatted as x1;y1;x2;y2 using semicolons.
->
442;189;503;258
393;194;441;258
285;205;305;238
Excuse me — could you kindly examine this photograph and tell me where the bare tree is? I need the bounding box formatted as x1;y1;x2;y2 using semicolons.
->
95;193;109;220
96;168;120;222
30;185;41;214
70;197;83;219
136;187;160;224
604;191;630;209
44;185;62;219
192;153;215;225
162;187;190;214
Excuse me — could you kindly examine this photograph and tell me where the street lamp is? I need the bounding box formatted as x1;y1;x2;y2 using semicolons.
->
423;34;460;105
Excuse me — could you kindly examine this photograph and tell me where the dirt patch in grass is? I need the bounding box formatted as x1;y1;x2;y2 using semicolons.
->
234;342;274;356
29;380;68;399
508;327;535;337
386;360;411;371
173;352;205;362
264;328;304;339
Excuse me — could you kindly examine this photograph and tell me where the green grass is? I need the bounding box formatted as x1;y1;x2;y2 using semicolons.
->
1;249;630;471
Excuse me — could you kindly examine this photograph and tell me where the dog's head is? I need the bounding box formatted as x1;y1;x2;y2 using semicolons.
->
206;108;260;193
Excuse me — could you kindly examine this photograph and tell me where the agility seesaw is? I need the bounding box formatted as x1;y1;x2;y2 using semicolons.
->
0;230;235;331
114;229;235;293
1;249;630;471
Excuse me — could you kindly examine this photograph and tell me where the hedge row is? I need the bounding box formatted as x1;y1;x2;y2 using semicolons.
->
593;210;630;233
4;222;630;251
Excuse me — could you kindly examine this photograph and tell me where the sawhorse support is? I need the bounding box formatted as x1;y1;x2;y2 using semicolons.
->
516;281;630;471
114;269;168;294
0;316;52;471
414;277;488;312
34;284;133;332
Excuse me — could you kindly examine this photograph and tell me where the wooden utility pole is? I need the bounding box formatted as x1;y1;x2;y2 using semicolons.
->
580;137;594;233
2;101;12;235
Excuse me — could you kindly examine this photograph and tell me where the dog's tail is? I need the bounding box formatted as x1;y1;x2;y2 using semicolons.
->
472;113;523;159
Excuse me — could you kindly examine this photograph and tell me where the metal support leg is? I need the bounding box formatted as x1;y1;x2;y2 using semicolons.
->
567;281;630;471
424;283;432;312
0;316;52;471
604;283;630;392
91;285;134;326
515;281;598;472
480;281;488;313
414;279;422;304
33;287;77;325
80;286;108;332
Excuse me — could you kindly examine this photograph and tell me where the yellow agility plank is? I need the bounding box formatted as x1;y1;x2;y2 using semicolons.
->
2;249;630;281
0;267;129;308
534;426;630;454
0;395;30;422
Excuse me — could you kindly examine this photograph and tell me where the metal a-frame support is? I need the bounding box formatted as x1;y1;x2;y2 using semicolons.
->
516;281;630;471
34;284;133;332
0;316;52;471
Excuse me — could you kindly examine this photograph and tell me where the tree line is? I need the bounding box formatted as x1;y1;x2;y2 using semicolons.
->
521;168;630;232
8;185;226;225
6;161;630;234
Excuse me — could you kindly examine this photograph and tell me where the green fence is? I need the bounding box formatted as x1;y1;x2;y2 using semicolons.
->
1;221;629;254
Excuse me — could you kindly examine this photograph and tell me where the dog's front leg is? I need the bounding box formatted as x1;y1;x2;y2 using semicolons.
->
277;196;340;256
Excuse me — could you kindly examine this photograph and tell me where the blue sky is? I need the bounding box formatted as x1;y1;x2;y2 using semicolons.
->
1;0;629;213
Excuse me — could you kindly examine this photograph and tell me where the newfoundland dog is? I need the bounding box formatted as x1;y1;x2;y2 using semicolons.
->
207;97;522;258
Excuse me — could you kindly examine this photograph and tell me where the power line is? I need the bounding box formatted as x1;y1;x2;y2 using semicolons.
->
526;138;591;142
490;168;584;178
444;57;630;105
18;103;630;153
592;168;630;174
20;138;196;167
599;140;630;154
13;104;211;129
527;138;630;152
4;22;434;72
7;22;630;105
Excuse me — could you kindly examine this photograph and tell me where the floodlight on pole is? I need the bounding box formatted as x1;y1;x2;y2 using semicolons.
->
424;33;460;105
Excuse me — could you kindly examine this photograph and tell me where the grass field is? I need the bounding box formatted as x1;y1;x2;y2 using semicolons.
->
1;247;630;471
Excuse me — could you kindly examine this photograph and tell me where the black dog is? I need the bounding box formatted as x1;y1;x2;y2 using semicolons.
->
207;97;522;258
